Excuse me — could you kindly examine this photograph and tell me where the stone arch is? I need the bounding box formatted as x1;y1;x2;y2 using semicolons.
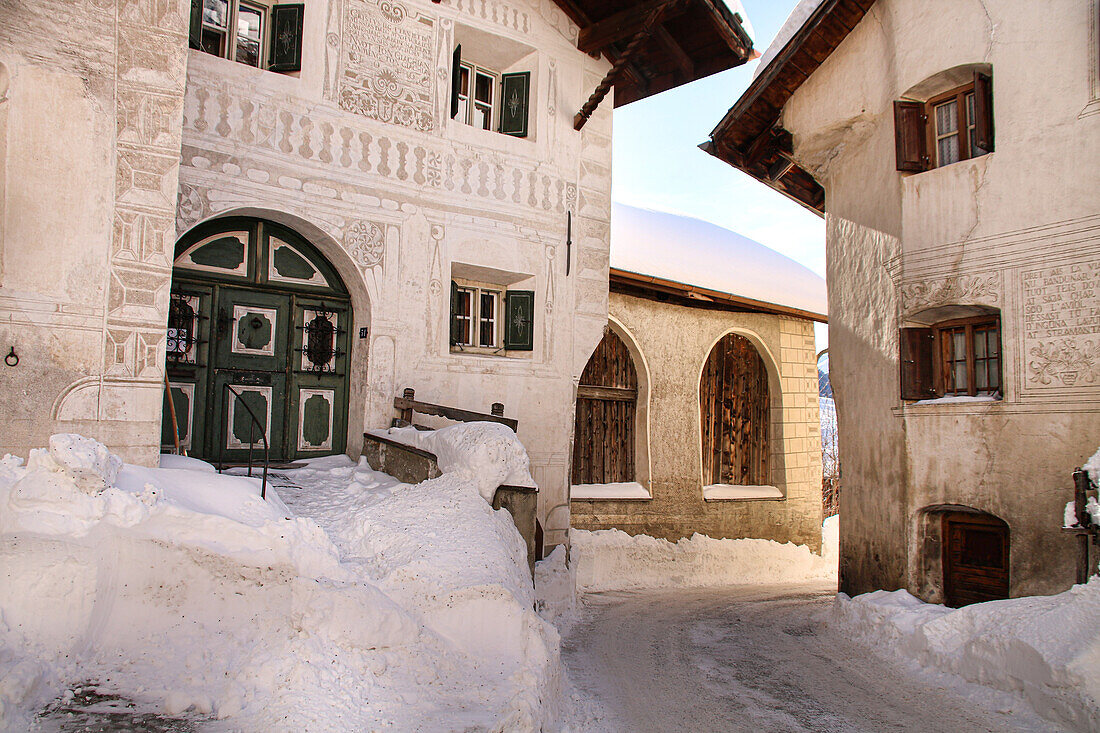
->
168;212;371;461
915;504;1011;606
697;329;780;489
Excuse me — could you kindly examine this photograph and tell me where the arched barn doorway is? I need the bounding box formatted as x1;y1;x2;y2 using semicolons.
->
700;333;769;486
572;328;638;485
163;217;352;464
941;510;1010;607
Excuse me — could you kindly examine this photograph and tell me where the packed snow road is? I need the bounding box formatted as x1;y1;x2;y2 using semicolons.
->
560;582;1062;733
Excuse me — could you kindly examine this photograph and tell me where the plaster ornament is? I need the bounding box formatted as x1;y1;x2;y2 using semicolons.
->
346;220;386;268
900;274;999;314
1027;339;1100;387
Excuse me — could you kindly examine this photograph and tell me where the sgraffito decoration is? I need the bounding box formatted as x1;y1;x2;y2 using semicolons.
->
1022;260;1100;389
334;0;435;131
900;274;1000;315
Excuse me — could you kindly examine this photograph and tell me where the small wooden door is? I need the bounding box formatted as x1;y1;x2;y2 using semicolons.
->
942;512;1010;607
572;330;637;485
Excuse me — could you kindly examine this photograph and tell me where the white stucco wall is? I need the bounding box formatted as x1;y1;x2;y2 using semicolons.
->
780;0;1100;598
173;0;611;548
0;0;611;549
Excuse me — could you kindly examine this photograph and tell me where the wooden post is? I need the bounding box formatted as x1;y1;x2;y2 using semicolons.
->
490;402;504;417
1074;468;1091;585
401;388;415;425
163;372;182;456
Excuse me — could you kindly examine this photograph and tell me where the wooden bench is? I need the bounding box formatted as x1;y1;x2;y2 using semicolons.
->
392;388;518;432
362;389;539;572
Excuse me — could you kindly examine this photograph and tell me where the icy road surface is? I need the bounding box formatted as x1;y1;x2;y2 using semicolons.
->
560;583;1063;733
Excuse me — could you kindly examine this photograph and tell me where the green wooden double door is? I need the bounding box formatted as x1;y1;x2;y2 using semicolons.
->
162;218;352;464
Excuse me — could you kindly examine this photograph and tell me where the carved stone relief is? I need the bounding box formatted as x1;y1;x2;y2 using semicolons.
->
333;0;435;131
899;274;1000;315
1022;259;1100;390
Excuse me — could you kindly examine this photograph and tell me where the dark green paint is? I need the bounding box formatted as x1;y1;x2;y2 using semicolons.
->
232;390;269;445
301;394;332;447
272;245;317;280
236;311;273;351
161;386;190;445
504;290;535;350
190;237;246;270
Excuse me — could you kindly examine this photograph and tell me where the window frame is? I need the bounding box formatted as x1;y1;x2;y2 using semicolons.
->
196;0;272;70
926;83;979;168
457;61;498;131
932;315;1001;397
451;280;502;350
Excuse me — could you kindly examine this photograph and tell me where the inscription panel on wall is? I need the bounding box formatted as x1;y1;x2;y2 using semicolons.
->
336;0;435;131
1022;259;1100;390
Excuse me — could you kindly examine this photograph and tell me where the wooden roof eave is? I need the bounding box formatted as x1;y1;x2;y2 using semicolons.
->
702;0;875;216
610;267;828;323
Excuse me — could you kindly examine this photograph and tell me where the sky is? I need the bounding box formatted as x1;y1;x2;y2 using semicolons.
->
610;0;830;352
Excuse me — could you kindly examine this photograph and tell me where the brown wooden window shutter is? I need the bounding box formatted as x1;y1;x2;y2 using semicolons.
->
450;45;462;120
499;72;530;137
188;0;202;50
894;100;928;172
900;327;935;399
973;71;994;153
269;5;305;73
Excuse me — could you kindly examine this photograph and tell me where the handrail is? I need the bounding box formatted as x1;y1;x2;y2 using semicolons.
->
223;382;269;500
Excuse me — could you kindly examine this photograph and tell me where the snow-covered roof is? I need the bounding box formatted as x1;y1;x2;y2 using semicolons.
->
610;203;827;319
753;0;824;80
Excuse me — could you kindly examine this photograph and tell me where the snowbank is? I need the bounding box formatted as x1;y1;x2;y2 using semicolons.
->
571;517;838;593
373;422;537;501
831;583;1100;730
0;434;559;731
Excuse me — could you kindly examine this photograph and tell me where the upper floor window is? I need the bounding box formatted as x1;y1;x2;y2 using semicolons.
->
450;44;530;137
188;0;304;74
449;279;534;353
901;310;1002;400
894;71;993;172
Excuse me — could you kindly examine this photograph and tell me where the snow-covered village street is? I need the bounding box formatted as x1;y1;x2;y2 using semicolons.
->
560;585;1056;733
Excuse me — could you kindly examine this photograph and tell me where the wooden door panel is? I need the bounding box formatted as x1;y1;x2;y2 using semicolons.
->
943;513;1009;607
572;330;638;485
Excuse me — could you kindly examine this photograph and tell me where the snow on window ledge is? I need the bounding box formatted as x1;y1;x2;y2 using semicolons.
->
909;395;1001;406
571;482;651;501
703;484;784;501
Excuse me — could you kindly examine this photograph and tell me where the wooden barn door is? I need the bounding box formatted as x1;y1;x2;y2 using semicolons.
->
942;512;1010;607
700;333;769;485
572;329;638;485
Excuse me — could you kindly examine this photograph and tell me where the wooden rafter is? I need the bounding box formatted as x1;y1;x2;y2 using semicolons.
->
573;3;670;130
655;26;693;80
697;0;752;58
577;0;685;54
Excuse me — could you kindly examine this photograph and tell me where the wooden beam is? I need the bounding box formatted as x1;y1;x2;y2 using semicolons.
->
696;0;752;59
393;395;518;431
574;4;669;130
654;25;693;80
577;0;684;54
577;385;638;402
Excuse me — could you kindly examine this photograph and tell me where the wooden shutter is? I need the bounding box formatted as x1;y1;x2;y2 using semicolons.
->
499;72;530;137
572;329;638;485
700;334;769;486
503;290;534;351
893;100;928;172
900;327;935;400
450;45;462;120
188;0;202;50
269;4;305;72
449;281;461;346
973;71;994;153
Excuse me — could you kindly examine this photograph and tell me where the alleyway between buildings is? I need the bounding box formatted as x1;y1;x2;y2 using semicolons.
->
559;583;1062;733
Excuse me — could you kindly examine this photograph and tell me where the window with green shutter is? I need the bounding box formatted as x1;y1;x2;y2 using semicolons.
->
503;290;534;351
500;72;530;137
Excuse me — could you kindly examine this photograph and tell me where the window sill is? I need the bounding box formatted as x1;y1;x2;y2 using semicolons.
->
907;395;1001;406
571;482;651;501
447;119;536;156
449;346;530;360
187;49;301;85
702;485;784;501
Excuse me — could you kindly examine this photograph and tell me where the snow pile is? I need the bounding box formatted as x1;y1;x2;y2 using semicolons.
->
1086;444;1100;485
572;518;837;592
374;422;537;501
831;582;1100;730
0;434;559;730
534;545;578;630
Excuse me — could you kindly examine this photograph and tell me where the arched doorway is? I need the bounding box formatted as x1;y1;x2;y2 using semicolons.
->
941;510;1010;607
163;217;352;464
572;328;639;485
700;333;769;486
